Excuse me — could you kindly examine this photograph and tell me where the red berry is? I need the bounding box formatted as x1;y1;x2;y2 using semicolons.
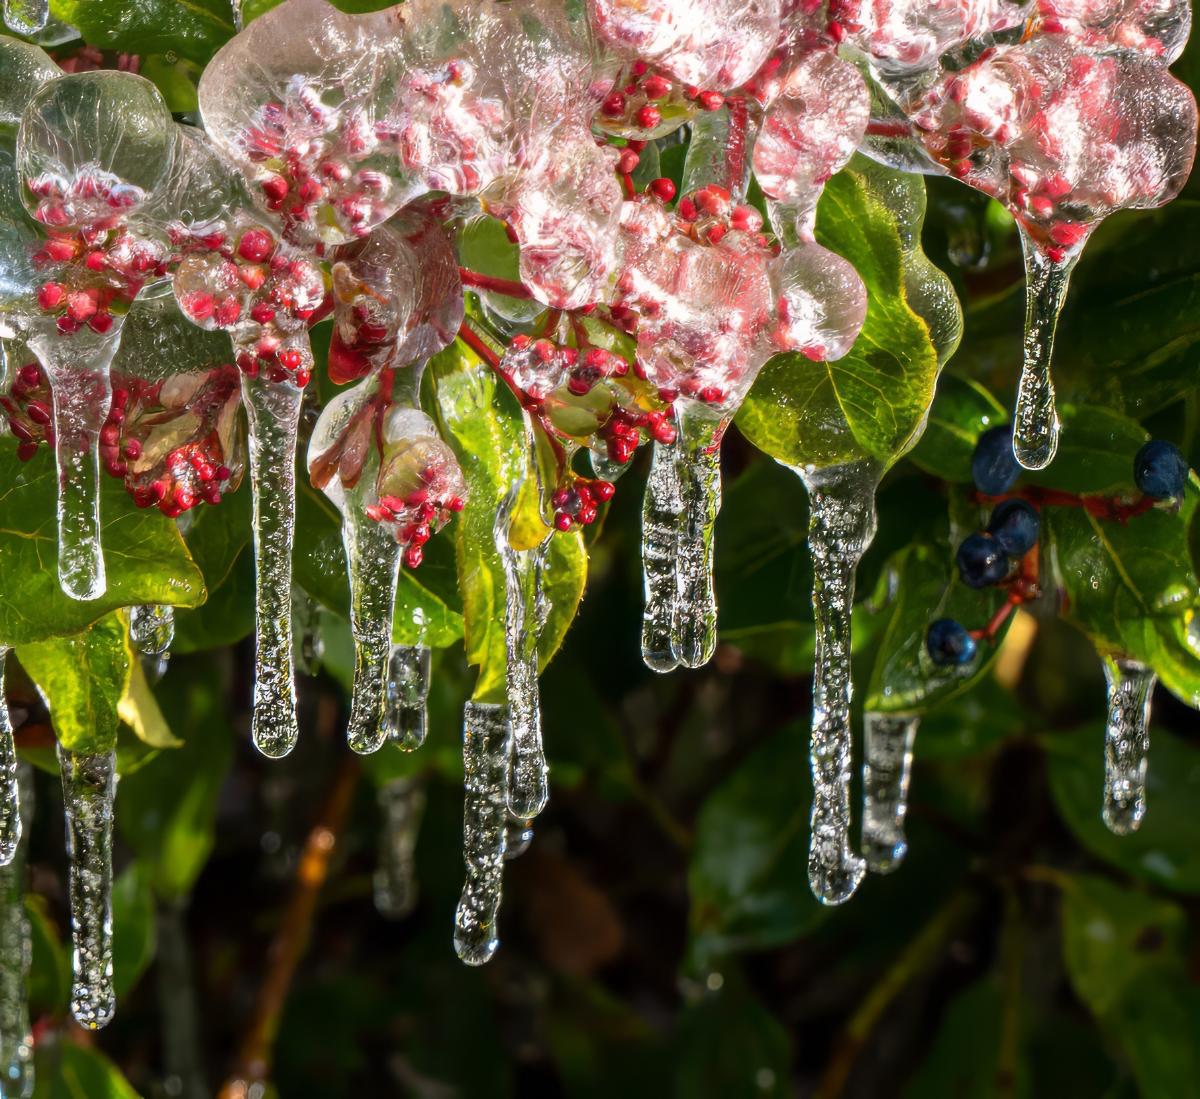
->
238;229;275;262
698;90;724;111
602;92;626;117
649;178;676;202
37;282;65;311
642;74;671;99
635;105;661;130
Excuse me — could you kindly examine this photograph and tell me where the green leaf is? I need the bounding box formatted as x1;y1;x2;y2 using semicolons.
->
138;54;201;114
111;862;156;1000
16;612;131;753
738;158;949;471
49;0;235;66
0;446;206;646
33;1040;142;1099
1025;403;1151;496
117;658;181;749
688;722;825;964
1046;725;1200;893
117;656;234;900
1060;873;1200;1099
172;548;255;654
26;895;69;1017
908;374;1007;483
864;543;1013;715
431;340;586;702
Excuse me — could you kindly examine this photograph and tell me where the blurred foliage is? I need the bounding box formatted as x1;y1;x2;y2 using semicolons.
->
0;4;1197;1098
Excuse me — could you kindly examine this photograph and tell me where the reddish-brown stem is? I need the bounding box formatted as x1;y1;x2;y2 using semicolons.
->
457;320;502;370
725;96;749;196
620;172;635;199
458;267;533;299
217;755;360;1099
865;120;913;139
977;486;1157;524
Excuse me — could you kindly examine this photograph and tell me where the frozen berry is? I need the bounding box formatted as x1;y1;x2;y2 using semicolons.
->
926;618;977;666
1133;439;1188;500
956;532;1009;589
972;425;1020;496
987;499;1040;556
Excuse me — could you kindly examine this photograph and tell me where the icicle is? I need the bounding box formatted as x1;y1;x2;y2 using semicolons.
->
229;0;244;32
861;712;920;874
342;487;402;755
671;405;723;670
292;588;323;677
0;652;21;868
28;332;120;602
504;816;534;861
1101;656;1156;836
641;441;684;673
2;0;48;35
1013;229;1077;471
129;605;174;682
240;370;302;759
0;765;34;1099
495;488;550;820
383;645;430;752
373;776;426;919
453;702;510;966
58;746;116;1030
795;460;879;905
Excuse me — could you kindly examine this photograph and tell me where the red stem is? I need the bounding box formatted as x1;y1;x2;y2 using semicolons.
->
977;486;1157;525
724;96;749;197
458;267;533;299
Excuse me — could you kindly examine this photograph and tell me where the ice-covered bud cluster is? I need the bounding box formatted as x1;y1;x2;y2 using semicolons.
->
328;206;463;383
198;0;408;247
588;0;783;91
1032;0;1191;59
912;34;1197;257
368;407;467;569
173;218;326;386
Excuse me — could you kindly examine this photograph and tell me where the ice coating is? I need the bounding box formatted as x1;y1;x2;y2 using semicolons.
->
588;0;783;90
1034;0;1191;60
494;486;551;820
0;763;33;1099
385;0;613;197
374;776;426;919
198;0;408;247
2;0;47;36
861;712;920;873
382;644;430;751
328;208;463;384
768;243;869;361
0;37;59;132
0;651;20;868
795;460;879;905
58;747;116;1030
1101;655;1155;835
453;702;510;966
129;605;175;664
641;440;685;673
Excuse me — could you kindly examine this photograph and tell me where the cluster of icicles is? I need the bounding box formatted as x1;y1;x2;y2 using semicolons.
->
0;0;1194;1047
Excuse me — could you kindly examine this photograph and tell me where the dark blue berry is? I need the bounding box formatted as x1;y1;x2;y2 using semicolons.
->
926;618;977;666
956;532;1010;588
987;498;1040;556
972;425;1020;496
1133;439;1187;500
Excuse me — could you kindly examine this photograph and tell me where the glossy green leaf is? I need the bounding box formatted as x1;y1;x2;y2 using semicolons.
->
26;895;69;1017
431;340;586;703
738;158;950;471
117;656;234;900
907;374;1007;483
0;445;206;646
688;722;825;964
33;1040;142;1099
16;612;130;754
49;0;235;65
1046;725;1200;893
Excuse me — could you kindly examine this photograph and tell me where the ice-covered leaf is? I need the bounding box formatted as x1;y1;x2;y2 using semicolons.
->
1046;725;1200;893
49;0;236;65
430;340;586;703
15;611;129;754
738;158;952;471
688;722;826;965
0;445;205;646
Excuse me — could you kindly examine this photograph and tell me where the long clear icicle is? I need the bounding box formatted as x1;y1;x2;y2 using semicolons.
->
2;0;48;36
383;645;431;752
374;776;426;919
861;712;920;874
58;746;116;1030
641;440;684;673
495;488;550;820
453;702;510;966
1013;229;1077;471
1101;656;1156;836
0;651;21;868
797;461;878;905
240;370;302;759
672;408;723;669
30;332;120;602
0;765;33;1099
342;487;402;755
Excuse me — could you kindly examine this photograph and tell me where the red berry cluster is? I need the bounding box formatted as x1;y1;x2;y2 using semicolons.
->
365;485;466;569
1;363;54;461
598;61;725;136
551;476;615;530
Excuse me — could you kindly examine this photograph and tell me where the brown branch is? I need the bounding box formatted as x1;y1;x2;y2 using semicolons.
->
218;754;360;1099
